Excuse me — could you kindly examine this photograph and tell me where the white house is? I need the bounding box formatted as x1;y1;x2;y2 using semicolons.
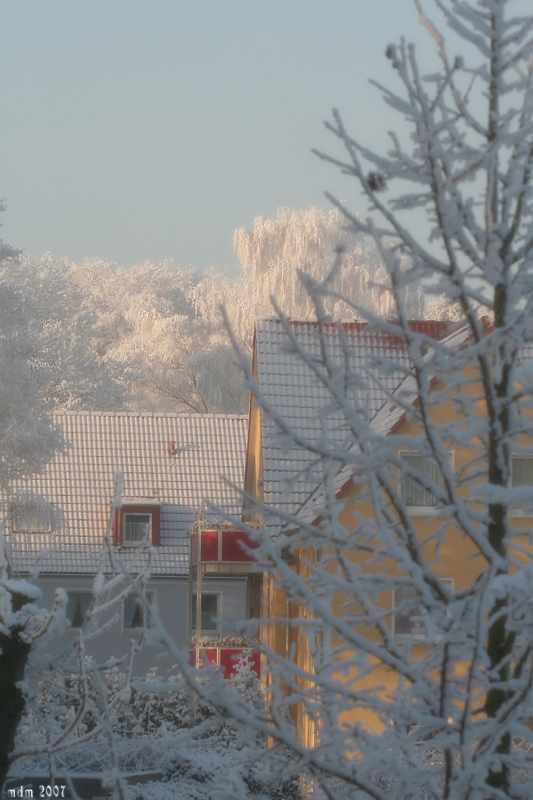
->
3;411;249;676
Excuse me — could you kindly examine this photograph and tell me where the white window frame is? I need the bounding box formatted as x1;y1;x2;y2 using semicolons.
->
122;590;155;633
393;578;453;640
399;451;454;515
191;592;221;634
123;512;152;545
65;590;93;632
510;455;533;517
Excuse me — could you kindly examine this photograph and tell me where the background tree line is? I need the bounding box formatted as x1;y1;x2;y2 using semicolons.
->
6;206;425;417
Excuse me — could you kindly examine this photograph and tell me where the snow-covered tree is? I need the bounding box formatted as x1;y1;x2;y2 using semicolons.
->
212;1;533;798
0;244;62;489
195;206;424;353
6;210;423;417
2;254;129;412
15;255;247;414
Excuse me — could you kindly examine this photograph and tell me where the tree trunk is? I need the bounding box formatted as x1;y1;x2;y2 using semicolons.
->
0;590;33;792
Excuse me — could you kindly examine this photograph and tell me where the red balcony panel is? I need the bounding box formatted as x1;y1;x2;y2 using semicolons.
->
195;648;218;669
219;648;244;678
220;649;261;679
201;530;219;561
190;648;261;678
221;531;258;562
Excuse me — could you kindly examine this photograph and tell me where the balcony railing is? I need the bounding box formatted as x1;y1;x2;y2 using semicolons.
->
189;647;261;679
191;530;259;565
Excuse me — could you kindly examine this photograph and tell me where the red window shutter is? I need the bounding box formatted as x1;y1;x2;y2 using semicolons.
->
201;530;219;561
112;509;121;546
221;531;258;562
151;507;160;546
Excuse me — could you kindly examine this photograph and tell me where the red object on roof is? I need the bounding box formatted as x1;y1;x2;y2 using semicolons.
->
269;317;451;341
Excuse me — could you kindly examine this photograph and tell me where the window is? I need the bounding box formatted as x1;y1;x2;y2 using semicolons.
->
399;452;449;510
393;579;453;639
123;591;154;631
66;592;93;629
113;503;160;547
10;496;60;534
511;456;533;516
123;513;151;544
191;594;219;632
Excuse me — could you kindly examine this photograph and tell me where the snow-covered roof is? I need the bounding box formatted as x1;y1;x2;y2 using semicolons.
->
253;318;454;531
291;322;474;527
4;412;248;576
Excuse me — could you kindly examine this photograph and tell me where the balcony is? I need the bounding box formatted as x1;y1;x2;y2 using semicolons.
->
190;529;259;573
189;647;261;678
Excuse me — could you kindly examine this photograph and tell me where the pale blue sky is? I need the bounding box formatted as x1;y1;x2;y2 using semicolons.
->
1;1;433;273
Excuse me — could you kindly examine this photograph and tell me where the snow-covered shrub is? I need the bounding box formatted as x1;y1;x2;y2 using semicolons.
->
14;652;301;798
228;651;264;711
127;655;301;800
18;660;135;740
130;666;206;734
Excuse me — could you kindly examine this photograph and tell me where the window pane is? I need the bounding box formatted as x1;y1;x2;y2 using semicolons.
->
124;593;153;629
400;454;445;507
12;498;53;533
394;580;452;637
192;594;218;631
512;457;533;486
124;514;151;542
66;592;93;628
394;586;421;635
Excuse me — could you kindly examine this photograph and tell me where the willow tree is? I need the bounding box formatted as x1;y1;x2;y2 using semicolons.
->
231;206;424;336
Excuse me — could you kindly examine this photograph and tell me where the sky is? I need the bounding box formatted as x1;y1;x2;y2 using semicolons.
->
1;1;436;275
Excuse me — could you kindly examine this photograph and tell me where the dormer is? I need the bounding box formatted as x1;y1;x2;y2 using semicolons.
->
112;497;161;547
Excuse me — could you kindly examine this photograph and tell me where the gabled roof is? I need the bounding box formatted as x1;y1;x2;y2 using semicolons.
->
253;318;454;532
292;322;474;527
4;412;248;576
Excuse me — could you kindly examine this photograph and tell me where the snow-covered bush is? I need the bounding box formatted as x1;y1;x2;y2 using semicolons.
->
14;655;301;800
126;655;301;800
130;667;209;734
23;662;135;737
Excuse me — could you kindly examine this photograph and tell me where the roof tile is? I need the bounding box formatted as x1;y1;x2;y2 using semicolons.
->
4;412;247;576
254;318;455;531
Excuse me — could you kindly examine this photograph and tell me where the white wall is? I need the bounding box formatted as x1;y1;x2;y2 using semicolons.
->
194;576;248;636
35;574;248;677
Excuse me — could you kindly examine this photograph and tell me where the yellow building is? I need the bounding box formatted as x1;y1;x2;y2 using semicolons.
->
243;317;533;747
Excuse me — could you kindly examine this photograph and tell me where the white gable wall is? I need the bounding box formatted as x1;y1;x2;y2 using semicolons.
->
37;575;248;677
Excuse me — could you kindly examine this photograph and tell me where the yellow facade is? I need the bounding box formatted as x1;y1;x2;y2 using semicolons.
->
244;354;533;745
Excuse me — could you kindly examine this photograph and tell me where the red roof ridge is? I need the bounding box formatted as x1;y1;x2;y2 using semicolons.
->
258;317;453;341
